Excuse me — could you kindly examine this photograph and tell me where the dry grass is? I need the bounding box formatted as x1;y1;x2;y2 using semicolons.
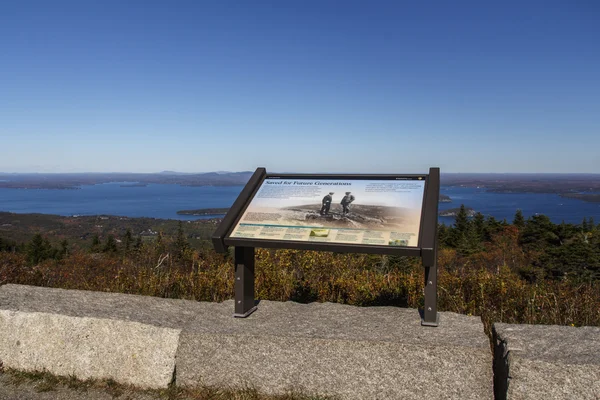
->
1;238;599;335
2;368;335;399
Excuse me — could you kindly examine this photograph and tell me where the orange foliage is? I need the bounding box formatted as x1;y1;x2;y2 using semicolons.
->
1;244;598;334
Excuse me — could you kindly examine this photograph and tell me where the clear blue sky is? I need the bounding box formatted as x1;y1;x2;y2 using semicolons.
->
1;1;598;173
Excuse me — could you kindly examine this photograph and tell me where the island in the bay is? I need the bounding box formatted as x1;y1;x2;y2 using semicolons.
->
177;208;230;216
439;207;476;217
120;183;148;188
560;193;600;203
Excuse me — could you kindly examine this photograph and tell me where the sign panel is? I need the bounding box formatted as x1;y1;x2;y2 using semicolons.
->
229;176;426;247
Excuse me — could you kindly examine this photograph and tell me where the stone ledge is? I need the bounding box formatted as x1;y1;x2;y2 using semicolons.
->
178;301;493;399
0;310;180;388
0;284;186;389
0;283;210;329
1;284;492;398
493;323;600;400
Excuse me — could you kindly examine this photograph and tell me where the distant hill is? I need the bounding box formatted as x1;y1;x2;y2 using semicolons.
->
1;171;599;196
157;170;194;175
0;172;254;190
441;173;600;194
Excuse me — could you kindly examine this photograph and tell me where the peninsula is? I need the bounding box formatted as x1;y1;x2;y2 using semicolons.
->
439;207;476;217
177;208;230;216
560;193;600;203
439;194;452;203
0;171;253;190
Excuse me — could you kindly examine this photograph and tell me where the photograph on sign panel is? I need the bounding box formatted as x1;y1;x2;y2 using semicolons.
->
229;178;426;247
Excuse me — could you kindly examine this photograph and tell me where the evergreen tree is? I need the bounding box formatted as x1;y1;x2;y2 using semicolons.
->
448;204;471;247
103;235;118;253
134;236;143;252
90;234;101;252
520;214;559;251
123;229;133;252
582;217;589;232
174;221;189;259
43;237;58;259
513;209;525;229
557;221;577;245
473;212;485;242
60;239;69;258
483;216;503;241
454;204;470;234
437;223;451;247
27;234;51;264
590;217;596;230
457;225;484;256
0;236;16;252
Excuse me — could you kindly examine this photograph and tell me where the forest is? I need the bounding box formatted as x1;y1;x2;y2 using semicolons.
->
0;206;598;335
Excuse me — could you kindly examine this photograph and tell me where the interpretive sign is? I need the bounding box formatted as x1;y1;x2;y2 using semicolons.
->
213;167;440;326
228;177;426;248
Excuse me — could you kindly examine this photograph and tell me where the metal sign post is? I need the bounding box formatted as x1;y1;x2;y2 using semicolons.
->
213;167;440;326
420;168;440;326
234;246;257;317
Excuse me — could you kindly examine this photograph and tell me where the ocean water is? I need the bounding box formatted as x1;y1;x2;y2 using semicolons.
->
0;183;598;224
439;187;599;224
0;183;241;221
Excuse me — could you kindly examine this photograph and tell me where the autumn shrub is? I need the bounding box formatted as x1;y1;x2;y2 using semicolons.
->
1;244;598;333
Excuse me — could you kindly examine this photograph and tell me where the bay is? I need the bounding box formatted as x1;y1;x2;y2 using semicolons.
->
0;183;598;224
0;183;240;221
439;187;599;224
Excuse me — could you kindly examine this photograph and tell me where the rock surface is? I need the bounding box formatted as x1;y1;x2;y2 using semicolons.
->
1;284;492;399
178;301;493;399
493;323;600;400
0;285;181;389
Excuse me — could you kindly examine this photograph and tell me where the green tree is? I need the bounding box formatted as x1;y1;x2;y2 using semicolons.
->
134;236;143;252
540;236;600;281
123;229;133;253
556;221;577;245
473;212;486;242
582;217;589;232
482;216;503;242
90;234;101;252
60;239;69;258
513;209;525;229
456;222;484;256
103;235;118;253
437;223;452;247
447;204;471;247
0;236;17;253
173;221;190;259
27;234;52;264
454;204;470;234
520;214;559;251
